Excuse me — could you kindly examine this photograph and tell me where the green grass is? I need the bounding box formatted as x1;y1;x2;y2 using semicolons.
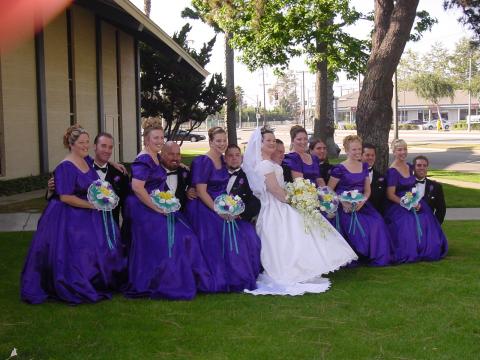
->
443;184;480;208
429;170;480;184
0;197;47;213
1;222;479;359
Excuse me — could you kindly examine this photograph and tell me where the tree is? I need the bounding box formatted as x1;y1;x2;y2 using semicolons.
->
183;1;239;145
356;0;421;172
140;24;226;143
213;0;369;157
144;0;151;18
268;71;299;118
444;0;480;35
411;73;455;126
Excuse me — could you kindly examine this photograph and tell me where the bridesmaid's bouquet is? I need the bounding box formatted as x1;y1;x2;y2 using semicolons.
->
150;189;182;257
214;194;245;256
87;180;119;250
317;186;339;217
338;190;366;237
285;178;325;232
400;187;423;243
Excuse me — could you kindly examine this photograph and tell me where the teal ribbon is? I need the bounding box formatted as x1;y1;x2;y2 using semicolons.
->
222;219;240;257
167;213;176;258
412;208;423;243
101;210;116;250
335;212;340;232
348;204;366;238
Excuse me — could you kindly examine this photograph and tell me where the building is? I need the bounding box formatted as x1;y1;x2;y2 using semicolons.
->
336;90;479;124
0;0;208;180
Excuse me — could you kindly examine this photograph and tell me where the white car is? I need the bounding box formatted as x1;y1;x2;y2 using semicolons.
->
422;120;451;130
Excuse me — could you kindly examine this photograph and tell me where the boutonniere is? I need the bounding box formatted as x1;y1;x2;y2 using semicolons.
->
182;171;188;179
239;178;245;185
378;177;384;182
113;175;120;183
429;184;434;192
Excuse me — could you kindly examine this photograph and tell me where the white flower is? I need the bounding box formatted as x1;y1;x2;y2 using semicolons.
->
159;199;165;203
10;348;17;358
228;206;234;212
320;206;326;211
219;200;225;206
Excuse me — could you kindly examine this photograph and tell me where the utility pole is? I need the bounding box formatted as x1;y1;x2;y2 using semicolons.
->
393;71;399;140
468;54;472;133
302;71;306;128
262;68;267;125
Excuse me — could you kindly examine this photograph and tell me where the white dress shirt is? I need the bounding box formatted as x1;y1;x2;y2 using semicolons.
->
164;166;178;193
94;162;108;181
227;168;240;194
415;178;426;199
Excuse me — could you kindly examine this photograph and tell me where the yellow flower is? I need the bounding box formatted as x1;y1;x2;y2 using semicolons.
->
100;187;111;196
159;192;174;200
323;194;333;202
225;195;237;206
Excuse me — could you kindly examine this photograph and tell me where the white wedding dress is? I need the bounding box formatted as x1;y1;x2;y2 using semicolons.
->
244;159;358;296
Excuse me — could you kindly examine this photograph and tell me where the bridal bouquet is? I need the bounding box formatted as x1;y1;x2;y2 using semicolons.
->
150;189;182;257
338;190;366;237
285;178;325;232
214;194;245;256
87;180;119;249
400;187;423;243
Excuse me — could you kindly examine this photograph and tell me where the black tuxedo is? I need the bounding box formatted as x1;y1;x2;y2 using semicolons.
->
319;160;333;184
104;165;130;224
281;163;293;183
228;169;260;222
163;166;191;209
369;169;386;215
423;178;446;224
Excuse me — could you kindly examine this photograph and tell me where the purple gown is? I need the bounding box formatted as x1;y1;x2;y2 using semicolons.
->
330;163;392;266
20;161;125;304
283;152;321;185
384;165;448;263
122;154;211;300
185;155;260;292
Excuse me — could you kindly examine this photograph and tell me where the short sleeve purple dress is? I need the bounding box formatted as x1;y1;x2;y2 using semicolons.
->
122;153;211;300
330;162;392;266
20;161;125;304
384;164;448;263
283;152;321;185
185;155;261;292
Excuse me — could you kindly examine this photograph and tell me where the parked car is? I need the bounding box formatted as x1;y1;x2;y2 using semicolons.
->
422;119;451;130
169;130;206;142
404;119;425;125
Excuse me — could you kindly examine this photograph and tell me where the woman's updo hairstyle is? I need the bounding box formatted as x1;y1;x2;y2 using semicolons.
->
63;124;88;149
142;117;163;140
391;138;407;153
208;126;226;141
260;125;274;138
290;125;307;142
343;134;362;151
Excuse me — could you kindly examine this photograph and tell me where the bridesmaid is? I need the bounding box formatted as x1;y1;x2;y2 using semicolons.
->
308;138;333;184
384;139;448;263
283;125;325;187
21;125;125;304
122;118;210;300
185;127;260;292
328;135;392;266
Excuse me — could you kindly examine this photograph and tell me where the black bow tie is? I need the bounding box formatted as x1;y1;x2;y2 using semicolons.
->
94;164;107;173
415;179;426;184
368;167;373;173
229;169;241;177
166;170;178;176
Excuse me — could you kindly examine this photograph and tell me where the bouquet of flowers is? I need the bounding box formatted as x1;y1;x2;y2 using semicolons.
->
317;186;339;216
400;187;423;242
338;190;366;237
150;189;182;257
87;180;119;249
285;178;325;232
214;194;245;256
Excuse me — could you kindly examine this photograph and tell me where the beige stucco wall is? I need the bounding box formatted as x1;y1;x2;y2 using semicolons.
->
44;12;70;169
0;38;39;180
71;4;97;135
119;31;137;162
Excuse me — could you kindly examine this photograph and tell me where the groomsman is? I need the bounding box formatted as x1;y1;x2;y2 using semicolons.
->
160;141;196;208
413;155;446;224
309;139;333;184
47;132;129;225
272;139;293;183
362;143;386;214
225;144;261;222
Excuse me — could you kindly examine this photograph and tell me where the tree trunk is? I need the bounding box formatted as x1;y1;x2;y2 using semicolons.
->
144;0;151;18
224;32;237;145
356;0;419;173
313;38;336;157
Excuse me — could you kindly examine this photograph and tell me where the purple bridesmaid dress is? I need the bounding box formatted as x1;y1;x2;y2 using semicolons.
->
20;161;125;304
283;152;321;184
384;164;448;263
331;163;392;266
122;154;211;300
185;155;260;292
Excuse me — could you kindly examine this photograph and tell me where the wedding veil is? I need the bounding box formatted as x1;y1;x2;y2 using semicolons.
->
242;127;266;197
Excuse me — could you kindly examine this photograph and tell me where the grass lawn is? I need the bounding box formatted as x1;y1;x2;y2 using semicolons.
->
1;221;479;359
429;170;480;184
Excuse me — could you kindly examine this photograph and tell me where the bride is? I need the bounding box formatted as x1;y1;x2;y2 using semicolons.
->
243;127;357;295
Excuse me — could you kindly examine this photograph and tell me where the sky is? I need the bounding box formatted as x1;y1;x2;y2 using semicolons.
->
131;0;472;106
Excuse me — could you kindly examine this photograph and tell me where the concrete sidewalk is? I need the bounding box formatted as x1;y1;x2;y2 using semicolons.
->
0;208;479;232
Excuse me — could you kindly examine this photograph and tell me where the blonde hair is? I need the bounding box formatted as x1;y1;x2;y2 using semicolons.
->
208;126;226;141
343;134;362;151
63;124;88;149
391;138;407;153
142;117;164;140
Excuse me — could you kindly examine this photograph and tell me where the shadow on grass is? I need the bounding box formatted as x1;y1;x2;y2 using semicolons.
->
1;221;479;359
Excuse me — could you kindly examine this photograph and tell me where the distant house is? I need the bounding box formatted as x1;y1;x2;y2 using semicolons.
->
336;90;478;124
0;0;208;180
